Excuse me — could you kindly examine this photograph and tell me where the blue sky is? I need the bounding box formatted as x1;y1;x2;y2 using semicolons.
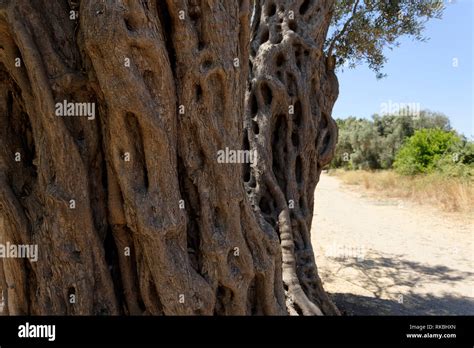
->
332;0;473;138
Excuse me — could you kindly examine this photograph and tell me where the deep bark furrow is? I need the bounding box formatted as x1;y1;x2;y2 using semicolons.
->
81;0;215;315
1;0;118;315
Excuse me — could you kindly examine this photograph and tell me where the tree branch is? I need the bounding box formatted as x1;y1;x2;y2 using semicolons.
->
327;0;361;58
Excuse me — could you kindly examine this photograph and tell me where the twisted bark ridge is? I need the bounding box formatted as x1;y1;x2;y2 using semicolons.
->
0;0;338;315
245;0;339;315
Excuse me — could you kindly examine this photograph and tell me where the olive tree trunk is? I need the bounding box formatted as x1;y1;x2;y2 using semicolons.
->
0;0;339;315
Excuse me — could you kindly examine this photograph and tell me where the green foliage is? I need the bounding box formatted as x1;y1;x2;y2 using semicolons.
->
332;117;381;170
331;110;451;170
327;0;444;75
393;129;462;175
431;138;474;178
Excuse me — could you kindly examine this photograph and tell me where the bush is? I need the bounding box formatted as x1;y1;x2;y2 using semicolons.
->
393;129;461;175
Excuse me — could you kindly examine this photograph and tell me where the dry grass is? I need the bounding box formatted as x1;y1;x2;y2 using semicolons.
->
329;169;474;215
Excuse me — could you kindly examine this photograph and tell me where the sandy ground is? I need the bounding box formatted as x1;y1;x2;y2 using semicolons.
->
311;173;474;315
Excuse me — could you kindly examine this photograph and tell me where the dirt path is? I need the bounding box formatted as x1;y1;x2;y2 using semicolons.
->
311;174;474;315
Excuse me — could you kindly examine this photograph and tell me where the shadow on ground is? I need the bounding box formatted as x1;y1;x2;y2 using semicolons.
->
331;292;474;315
321;250;474;315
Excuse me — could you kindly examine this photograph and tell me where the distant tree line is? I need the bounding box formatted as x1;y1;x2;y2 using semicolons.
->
331;110;474;176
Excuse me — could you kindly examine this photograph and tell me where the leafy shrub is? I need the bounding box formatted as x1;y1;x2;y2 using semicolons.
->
393;129;461;175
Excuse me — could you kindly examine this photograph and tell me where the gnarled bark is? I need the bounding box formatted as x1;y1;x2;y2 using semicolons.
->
0;0;338;315
245;0;339;315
